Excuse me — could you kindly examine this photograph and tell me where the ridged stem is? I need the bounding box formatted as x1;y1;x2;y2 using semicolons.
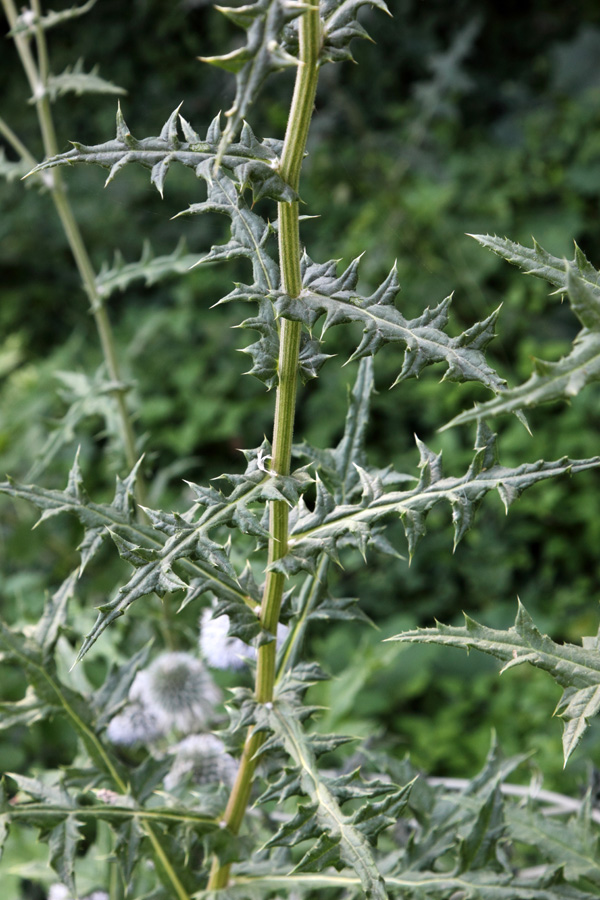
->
1;0;145;505
207;4;321;890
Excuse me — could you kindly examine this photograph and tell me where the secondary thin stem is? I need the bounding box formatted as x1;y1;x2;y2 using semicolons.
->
1;0;145;504
207;3;321;890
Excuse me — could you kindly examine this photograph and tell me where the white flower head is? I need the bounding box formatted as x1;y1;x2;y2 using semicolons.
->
199;606;251;670
48;889;108;900
48;887;70;900
199;604;290;670
130;652;221;733
164;734;237;791
106;702;164;746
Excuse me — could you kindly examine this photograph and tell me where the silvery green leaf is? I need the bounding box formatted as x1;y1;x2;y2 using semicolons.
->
77;446;311;661
26;366;126;482
0;622;128;784
321;0;392;64
506;799;600;884
180;167;279;290
262;698;407;899
95;238;199;300
237;251;505;392
457;786;505;874
467;235;600;319
198;870;600;899
28;107;295;202
44;59;125;100
282;423;600;570
203;0;302;159
0;459;255;645
8;0;96;36
446;238;600;427
92;642;153;728
0;691;52;730
389;601;600;764
35;571;77;656
0;148;31;183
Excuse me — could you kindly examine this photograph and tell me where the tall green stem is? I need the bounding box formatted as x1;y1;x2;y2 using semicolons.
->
207;4;321;890
1;0;145;504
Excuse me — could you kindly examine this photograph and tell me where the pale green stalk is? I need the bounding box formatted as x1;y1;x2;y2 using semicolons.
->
0;113;36;168
1;0;145;505
207;3;321;890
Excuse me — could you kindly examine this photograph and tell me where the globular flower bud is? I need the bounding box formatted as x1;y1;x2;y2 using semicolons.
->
164;733;237;790
106;702;164;746
129;652;221;734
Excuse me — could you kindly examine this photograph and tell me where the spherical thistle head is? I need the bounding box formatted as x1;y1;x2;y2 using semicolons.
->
106;702;165;746
130;652;221;734
164;733;237;791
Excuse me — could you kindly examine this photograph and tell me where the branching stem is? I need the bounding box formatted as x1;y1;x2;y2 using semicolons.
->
207;4;321;890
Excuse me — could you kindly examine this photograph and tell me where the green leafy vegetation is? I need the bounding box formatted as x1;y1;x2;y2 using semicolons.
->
2;1;600;898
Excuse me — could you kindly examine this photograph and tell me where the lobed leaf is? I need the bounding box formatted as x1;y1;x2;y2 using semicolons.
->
222;870;600;899
8;0;96;37
228;251;506;393
0;455;257;639
321;0;392;64
26;367;126;482
44;59;125;100
446;237;600;427
507;799;600;884
388;602;600;764
77;444;311;660
259;696;410;899
280;423;600;571
95;238;199;299
27;107;296;202
204;0;302;161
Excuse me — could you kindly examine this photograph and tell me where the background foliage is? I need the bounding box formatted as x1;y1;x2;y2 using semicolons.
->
2;1;600;895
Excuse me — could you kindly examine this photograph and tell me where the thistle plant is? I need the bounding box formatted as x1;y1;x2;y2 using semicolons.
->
2;3;600;900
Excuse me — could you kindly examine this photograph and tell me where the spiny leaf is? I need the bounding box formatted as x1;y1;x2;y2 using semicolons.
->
261;698;408;899
203;0;302;160
457;786;505;873
279;423;600;571
95;238;199;300
180;167;279;290
26;366;126;482
0;457;256;623
507;800;600;884
321;0;392;64
44;58;125;100
446;239;600;427
78;445;311;661
388;601;600;764
35;571;77;657
8;0;96;37
178;170;333;388
0;148;31;183
467;235;600;317
27;107;295;202
0;692;53;731
231;251;506;392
